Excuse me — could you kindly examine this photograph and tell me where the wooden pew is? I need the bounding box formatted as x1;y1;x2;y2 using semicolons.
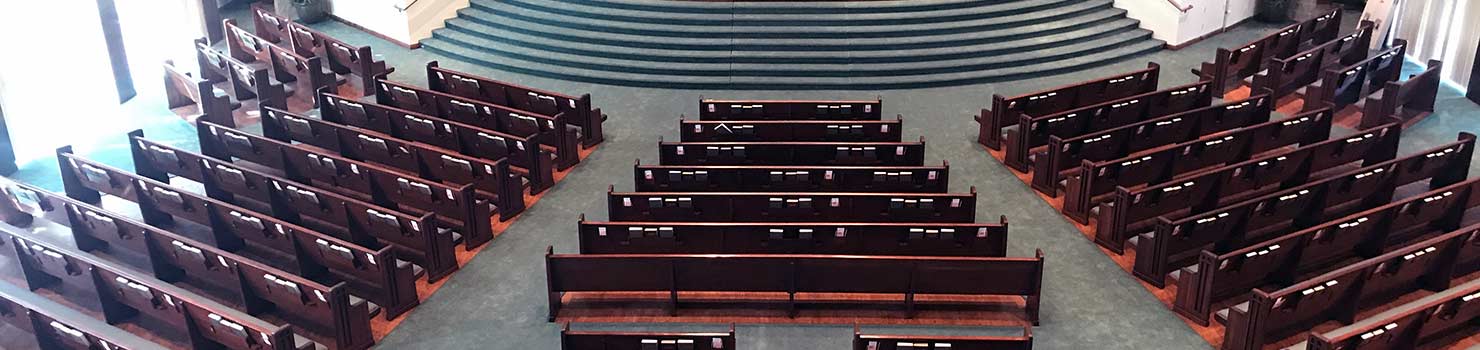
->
316;91;556;193
1306;41;1408;114
1033;94;1273;196
224;18;339;103
260;107;526;221
635;161;949;193
578;216;1008;256
223;18;273;65
163;59;239;127
373;78;581;170
53;150;376;349
427;61;608;148
976;63;1161;150
0;208;303;349
0;283;163;350
194;121;494;251
1303;278;1480;350
285;22;391;97
658;139;927;166
1175;176;1480;327
250;3;291;45
126;135;427;319
1003;80;1215;172
854;325;1033;350
1219;223;1480;350
196;39;287;114
1093;121;1401;253
1252;21;1375;98
1360;60;1443;129
544;247;1045;323
607;188;976;223
130;135;455;283
1061;108;1333;224
1135;135;1474;288
679;116;905;142
560;323;736;350
698;99;883;121
1196;9;1343;95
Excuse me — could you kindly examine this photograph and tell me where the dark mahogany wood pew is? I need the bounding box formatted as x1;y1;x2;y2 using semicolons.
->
607;188;976;223
698;99;882;121
976;63;1161;150
1360;60;1443;129
196;39;287;116
285;22;391;97
1003;80;1216;172
260;107;526;220
658;139;927;166
194;121;495;251
251;3;290;45
316;91;557;193
1093;121;1402;253
7;165;421;323
1033;94;1273;195
164;59;239;127
1175;176;1480;327
560;323;736;350
1252;21;1375;98
0;283;162;350
0;217;304;350
224;19;339;103
544;247;1045;323
1195;9;1343;94
1061;108;1333;223
1135;134;1474;287
427;61;608;148
373;78;581;170
1306;41;1408;114
578;216;1008;256
53;151;375;350
1219;223;1480;350
1303;278;1480;350
128;134;456;285
854;325;1033;350
635;161;949;193
679;116;904;142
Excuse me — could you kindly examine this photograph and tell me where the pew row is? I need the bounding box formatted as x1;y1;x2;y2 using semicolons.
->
1305;41;1407;114
544;248;1045;324
314;92;557;194
194;121;495;251
1359;60;1443;129
1003;80;1216;172
1251;21;1374;99
976;63;1160;150
1033;94;1273;195
634;161;949;193
607;188;977;223
128;135;457;282
259;107;527;220
679;116;904;142
1174;175;1480;327
373;78;581;170
854;325;1033;350
1220;222;1480;350
1137;134;1474;288
285;22;392;97
658;139;927;166
163;59;238;127
18;168;375;349
1061;108;1334;224
224;19;340;103
427;61;608;148
0;282;161;350
578;216;1008;256
698;99;882;121
560;323;736;350
1303;278;1480;350
1194;9;1343;95
196;39;286;117
1093;121;1402;253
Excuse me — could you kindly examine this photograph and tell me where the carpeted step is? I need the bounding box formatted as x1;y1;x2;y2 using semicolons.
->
484;0;1080;27
528;0;1018;15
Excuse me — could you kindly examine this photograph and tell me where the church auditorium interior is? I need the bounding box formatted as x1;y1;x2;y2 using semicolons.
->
0;0;1476;348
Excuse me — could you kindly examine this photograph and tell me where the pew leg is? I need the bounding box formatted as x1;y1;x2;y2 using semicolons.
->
668;288;679;317
787;292;797;319
904;292;916;319
547;292;561;322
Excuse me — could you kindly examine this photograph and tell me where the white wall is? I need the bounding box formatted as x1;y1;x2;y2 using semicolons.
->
1115;0;1259;47
328;0;468;46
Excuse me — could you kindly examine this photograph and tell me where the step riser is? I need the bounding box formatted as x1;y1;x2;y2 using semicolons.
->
486;0;1080;27
498;0;1014;15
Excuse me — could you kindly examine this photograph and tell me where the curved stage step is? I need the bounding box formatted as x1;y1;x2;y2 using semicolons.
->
422;0;1164;89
